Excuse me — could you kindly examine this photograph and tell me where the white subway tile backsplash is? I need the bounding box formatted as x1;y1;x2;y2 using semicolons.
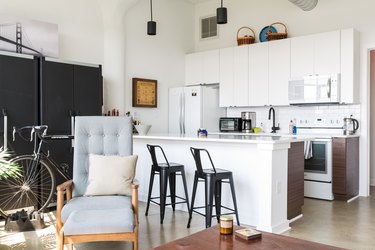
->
226;104;361;134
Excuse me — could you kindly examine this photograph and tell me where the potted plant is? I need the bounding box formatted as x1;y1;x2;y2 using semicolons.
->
0;147;21;218
0;147;21;180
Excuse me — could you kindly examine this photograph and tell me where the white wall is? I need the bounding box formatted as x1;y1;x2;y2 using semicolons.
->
0;0;103;64
193;0;375;196
194;0;375;51
124;0;194;133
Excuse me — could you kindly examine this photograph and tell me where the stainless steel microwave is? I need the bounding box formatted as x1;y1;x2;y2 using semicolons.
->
288;74;340;104
219;117;242;132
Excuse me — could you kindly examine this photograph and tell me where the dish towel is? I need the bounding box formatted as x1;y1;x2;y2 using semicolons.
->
304;140;313;160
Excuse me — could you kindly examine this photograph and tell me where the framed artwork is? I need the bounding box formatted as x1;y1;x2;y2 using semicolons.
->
132;78;157;108
0;14;59;57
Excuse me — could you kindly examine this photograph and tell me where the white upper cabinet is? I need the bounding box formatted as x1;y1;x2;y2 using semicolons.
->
185;49;219;85
340;28;360;104
249;43;269;106
219;46;249;107
268;39;291;106
314;30;340;75
291;30;340;79
234;45;249;107
219;47;234;107
290;35;314;78
192;28;359;107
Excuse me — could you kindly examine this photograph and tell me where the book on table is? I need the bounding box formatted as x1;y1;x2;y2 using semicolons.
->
235;227;262;240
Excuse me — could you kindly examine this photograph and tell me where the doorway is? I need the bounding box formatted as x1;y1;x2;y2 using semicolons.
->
370;50;375;189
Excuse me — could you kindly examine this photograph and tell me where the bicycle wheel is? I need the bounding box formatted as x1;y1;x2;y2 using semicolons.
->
0;155;55;217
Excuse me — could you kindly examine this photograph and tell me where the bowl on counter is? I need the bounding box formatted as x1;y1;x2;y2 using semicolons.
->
135;125;151;135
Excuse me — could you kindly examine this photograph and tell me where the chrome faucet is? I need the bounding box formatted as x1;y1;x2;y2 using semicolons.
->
268;107;280;133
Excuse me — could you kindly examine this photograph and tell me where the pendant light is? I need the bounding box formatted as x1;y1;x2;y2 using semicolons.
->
216;0;227;24
147;0;156;35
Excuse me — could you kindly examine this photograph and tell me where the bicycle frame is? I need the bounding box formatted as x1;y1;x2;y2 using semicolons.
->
15;125;73;181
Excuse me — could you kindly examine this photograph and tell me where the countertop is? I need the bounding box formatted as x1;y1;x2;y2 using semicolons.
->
133;133;311;144
209;131;360;139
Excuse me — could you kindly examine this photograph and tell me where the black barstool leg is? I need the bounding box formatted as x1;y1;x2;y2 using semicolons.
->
169;172;176;211
181;168;190;213
145;168;156;216
205;176;215;228
187;172;198;228
215;179;222;223
160;169;169;224
229;175;240;226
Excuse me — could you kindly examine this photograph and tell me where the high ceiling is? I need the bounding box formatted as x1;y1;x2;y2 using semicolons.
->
186;0;211;4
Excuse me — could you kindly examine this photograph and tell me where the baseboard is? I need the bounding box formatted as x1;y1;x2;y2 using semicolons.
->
288;214;303;223
347;195;359;203
371;178;375;187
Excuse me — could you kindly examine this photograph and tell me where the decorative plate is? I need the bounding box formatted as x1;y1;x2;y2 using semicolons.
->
259;26;277;42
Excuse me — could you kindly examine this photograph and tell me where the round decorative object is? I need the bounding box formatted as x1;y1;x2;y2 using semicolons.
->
259;26;277;42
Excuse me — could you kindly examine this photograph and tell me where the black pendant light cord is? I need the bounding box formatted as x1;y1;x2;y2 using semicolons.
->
147;0;156;35
221;0;223;7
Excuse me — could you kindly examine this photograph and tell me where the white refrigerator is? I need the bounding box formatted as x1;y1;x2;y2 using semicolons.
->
169;84;225;134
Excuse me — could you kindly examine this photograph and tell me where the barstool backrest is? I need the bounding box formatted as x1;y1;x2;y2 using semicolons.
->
190;147;217;174
147;144;170;168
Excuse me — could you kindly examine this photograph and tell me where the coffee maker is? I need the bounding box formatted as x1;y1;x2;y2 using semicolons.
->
241;112;256;133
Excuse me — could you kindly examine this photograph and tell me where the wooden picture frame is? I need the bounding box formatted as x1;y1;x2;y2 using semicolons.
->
132;78;157;108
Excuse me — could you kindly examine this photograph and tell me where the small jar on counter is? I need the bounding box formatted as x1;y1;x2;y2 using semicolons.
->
219;215;233;235
197;128;208;137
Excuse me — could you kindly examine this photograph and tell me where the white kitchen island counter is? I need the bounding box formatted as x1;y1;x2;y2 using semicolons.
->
133;133;309;234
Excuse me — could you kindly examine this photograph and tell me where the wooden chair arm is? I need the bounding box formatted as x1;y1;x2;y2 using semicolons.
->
132;179;139;223
132;179;139;189
56;180;74;233
57;180;73;192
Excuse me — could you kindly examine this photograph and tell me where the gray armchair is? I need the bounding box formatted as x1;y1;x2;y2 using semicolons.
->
56;116;139;250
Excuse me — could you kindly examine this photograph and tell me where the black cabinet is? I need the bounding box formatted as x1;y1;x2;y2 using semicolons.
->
0;53;103;184
41;59;102;183
0;53;38;155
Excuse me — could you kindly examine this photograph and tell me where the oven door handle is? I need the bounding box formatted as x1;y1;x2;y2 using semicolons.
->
312;138;332;142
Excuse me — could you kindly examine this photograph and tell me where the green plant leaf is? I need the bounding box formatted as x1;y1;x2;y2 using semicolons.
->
0;147;22;180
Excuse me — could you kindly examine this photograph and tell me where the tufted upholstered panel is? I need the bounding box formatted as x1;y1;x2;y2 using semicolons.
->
72;116;133;197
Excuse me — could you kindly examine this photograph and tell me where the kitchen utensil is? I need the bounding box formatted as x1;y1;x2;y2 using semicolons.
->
343;116;359;135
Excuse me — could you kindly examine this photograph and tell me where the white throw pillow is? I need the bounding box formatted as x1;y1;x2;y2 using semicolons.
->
85;154;138;196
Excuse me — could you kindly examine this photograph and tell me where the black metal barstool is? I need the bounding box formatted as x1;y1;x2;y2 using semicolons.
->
145;144;190;224
187;147;240;228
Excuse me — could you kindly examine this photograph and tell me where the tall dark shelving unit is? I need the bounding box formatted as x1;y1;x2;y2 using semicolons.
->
0;52;103;185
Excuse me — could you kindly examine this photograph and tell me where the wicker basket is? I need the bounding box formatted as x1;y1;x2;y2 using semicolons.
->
237;27;255;46
266;22;288;41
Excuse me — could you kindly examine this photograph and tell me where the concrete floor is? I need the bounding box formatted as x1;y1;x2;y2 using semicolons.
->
0;191;374;250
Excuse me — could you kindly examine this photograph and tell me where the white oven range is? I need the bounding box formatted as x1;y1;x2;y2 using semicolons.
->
298;127;343;201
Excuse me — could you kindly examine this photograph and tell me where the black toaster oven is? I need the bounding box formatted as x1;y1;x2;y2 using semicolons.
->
219;117;242;132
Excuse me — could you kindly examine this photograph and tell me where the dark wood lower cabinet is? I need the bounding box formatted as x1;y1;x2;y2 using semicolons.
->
332;137;359;200
287;142;304;220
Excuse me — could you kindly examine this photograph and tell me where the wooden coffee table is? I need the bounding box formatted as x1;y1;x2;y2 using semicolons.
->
154;225;344;250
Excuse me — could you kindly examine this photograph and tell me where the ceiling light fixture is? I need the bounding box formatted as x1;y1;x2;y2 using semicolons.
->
147;0;156;35
216;0;227;24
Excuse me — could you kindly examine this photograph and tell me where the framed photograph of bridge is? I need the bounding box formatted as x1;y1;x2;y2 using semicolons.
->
0;14;59;57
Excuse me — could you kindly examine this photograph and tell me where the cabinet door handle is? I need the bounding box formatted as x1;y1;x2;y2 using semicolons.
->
327;78;331;98
2;109;7;150
70;113;75;148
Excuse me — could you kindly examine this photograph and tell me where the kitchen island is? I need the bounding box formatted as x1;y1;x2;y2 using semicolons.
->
133;133;308;233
